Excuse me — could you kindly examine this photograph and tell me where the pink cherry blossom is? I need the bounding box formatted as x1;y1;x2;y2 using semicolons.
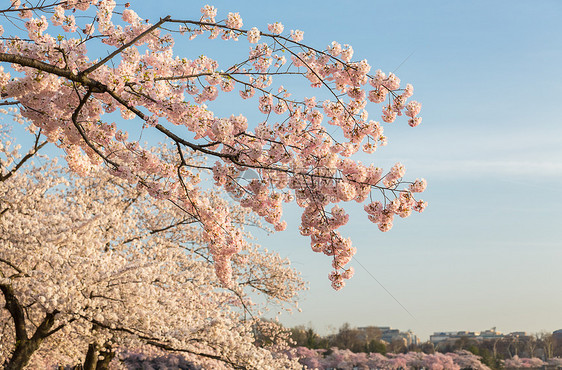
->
0;1;426;290
247;26;260;43
290;29;304;42
226;12;243;29
268;22;284;34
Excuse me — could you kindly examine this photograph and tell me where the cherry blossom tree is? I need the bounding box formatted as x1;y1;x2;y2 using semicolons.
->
504;355;562;369
547;357;562;367
0;0;427;290
504;355;547;369
446;350;492;370
0;128;304;369
290;347;492;369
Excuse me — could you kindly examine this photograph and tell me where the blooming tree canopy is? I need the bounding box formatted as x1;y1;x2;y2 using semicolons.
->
0;0;426;290
0;128;305;369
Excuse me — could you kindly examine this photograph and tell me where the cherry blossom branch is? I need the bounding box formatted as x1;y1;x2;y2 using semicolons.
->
44;317;76;338
0;258;24;275
85;317;246;369
82;15;171;76
29;310;59;340
0;1;63;14
152;71;304;82
169;17;389;85
71;88;119;168
0;52;106;92
103;88;240;162
0;53;388;192
120;218;197;245
0;133;47;182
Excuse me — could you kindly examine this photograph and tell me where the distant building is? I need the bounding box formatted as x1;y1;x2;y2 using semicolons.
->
481;329;505;340
400;330;420;346
430;331;464;344
377;326;400;343
430;328;504;345
358;326;420;346
553;329;562;350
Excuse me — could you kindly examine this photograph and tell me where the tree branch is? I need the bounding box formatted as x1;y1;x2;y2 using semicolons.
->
31;310;59;341
0;52;106;92
71;88;119;168
81;16;171;76
0;258;24;275
0;283;27;341
84;316;246;369
0;134;47;182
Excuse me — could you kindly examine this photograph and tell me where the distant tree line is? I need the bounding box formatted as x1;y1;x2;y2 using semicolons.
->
290;323;389;355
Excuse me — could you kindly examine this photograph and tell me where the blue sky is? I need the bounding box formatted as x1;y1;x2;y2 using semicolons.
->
8;0;561;341
130;0;562;340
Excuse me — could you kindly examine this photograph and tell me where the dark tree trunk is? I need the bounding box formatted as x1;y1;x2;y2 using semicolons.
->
83;341;115;370
95;345;115;370
4;340;43;370
1;283;58;370
83;343;99;370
